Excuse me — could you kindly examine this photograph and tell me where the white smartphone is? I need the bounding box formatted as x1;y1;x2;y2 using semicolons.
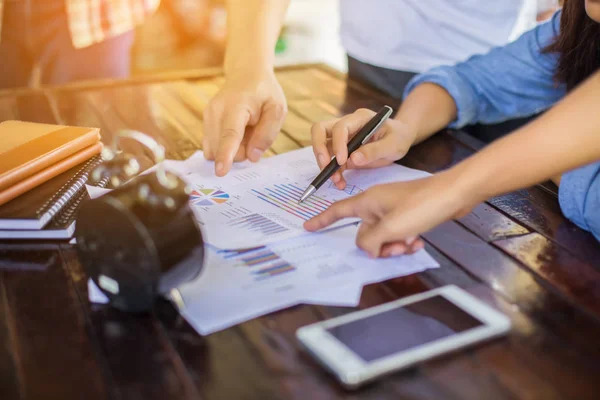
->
296;285;511;389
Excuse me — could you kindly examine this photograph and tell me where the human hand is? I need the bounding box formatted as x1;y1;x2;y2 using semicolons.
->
304;171;477;258
203;70;287;176
311;108;417;189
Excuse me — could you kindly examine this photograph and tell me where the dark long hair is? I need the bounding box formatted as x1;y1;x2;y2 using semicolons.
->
545;0;600;90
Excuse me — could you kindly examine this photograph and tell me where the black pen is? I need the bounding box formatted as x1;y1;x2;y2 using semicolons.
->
298;105;393;204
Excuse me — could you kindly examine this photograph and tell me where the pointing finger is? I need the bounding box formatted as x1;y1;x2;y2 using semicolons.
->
247;101;287;162
215;106;251;176
311;119;337;169
304;196;361;231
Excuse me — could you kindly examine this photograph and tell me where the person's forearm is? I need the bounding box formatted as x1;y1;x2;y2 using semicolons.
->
451;71;600;202
394;83;458;144
224;0;290;76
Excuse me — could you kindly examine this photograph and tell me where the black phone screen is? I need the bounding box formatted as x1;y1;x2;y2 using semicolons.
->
326;295;484;363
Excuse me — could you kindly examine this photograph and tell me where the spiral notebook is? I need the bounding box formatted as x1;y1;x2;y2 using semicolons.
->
0;155;104;237
0;189;86;239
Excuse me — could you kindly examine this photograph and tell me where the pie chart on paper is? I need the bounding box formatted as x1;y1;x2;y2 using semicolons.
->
190;188;230;206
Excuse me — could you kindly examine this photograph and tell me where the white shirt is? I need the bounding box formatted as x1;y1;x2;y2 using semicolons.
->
340;0;547;73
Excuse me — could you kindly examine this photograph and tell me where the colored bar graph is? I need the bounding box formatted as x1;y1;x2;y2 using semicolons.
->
220;206;252;219
220;246;296;281
234;171;261;182
227;213;289;236
252;262;295;280
251;183;334;221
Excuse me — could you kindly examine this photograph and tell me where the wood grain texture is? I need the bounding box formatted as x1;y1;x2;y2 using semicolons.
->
494;233;600;318
384;260;600;400
1;64;599;399
0;272;21;400
1;247;108;400
458;204;529;242
488;189;600;267
154;299;285;400
407;131;600;266
422;222;600;361
60;247;200;400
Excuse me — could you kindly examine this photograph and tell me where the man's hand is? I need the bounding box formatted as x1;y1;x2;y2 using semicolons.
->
304;171;476;258
203;70;287;176
311;108;417;189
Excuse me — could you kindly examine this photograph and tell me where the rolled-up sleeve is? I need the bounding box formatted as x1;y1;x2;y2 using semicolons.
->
559;162;600;242
404;11;565;129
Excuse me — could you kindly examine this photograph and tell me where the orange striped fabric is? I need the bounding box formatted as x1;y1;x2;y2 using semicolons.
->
0;0;160;49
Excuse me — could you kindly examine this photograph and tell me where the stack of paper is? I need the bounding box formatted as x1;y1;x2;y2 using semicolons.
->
88;148;439;335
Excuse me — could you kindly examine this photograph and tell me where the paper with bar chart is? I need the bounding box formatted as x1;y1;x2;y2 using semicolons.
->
183;147;430;249
86;149;439;335
176;224;439;335
89;223;439;335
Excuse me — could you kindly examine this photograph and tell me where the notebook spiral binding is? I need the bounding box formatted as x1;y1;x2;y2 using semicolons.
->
39;155;105;227
46;164;110;230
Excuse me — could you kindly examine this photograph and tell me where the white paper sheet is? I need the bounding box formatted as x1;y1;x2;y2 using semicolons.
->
176;224;438;335
86;149;439;336
180;147;430;249
85;185;112;199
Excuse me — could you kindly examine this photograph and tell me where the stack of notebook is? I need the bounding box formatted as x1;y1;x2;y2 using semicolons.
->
0;121;104;239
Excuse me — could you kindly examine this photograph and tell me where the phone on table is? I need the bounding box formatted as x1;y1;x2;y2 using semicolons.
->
296;285;511;389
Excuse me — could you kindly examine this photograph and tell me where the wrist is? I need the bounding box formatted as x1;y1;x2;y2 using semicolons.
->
224;60;274;80
224;42;275;78
443;160;491;209
392;114;420;148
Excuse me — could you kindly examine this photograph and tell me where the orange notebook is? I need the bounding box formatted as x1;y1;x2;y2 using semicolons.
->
0;142;103;207
0;120;101;192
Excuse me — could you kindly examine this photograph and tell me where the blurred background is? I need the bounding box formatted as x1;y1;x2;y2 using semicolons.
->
133;0;346;75
132;0;559;77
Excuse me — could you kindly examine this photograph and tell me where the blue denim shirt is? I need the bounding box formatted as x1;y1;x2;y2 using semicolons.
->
404;11;600;241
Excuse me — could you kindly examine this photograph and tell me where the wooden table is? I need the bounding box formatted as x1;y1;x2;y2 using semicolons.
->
1;64;600;400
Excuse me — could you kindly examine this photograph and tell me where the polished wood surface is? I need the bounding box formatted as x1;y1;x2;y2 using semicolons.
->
1;65;599;400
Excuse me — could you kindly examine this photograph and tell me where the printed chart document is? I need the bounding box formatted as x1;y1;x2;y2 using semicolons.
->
176;224;438;335
88;223;439;335
87;148;440;335
179;147;430;249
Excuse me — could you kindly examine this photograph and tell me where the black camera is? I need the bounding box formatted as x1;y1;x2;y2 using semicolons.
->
75;131;205;312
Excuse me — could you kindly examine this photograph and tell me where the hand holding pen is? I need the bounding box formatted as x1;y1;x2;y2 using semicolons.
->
302;106;423;202
305;107;419;197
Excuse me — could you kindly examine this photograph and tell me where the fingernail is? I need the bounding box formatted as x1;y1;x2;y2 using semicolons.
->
406;236;416;245
331;174;340;183
352;152;366;165
250;148;263;162
391;245;406;256
318;154;327;167
216;162;224;175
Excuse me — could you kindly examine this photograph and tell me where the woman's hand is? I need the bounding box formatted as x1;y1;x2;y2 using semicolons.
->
311;108;417;189
203;70;287;176
304;170;478;258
